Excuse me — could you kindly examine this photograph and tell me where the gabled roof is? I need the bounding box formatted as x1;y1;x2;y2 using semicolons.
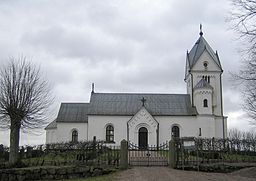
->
50;93;197;125
194;78;213;90
89;93;197;116
45;119;57;130
56;103;90;123
187;35;222;70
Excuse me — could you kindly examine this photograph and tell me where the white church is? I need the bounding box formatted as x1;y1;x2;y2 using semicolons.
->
45;29;227;147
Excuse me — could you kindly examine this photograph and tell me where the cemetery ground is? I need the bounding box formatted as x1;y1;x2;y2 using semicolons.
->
60;166;256;181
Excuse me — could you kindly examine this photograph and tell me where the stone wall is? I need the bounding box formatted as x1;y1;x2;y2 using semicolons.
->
0;165;114;181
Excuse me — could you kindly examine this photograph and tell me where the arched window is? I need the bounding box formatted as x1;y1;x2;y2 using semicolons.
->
203;99;208;107
172;126;180;138
106;125;114;142
72;130;78;142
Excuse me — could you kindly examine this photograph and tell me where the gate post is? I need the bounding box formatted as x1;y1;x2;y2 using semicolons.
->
169;138;176;168
120;139;128;169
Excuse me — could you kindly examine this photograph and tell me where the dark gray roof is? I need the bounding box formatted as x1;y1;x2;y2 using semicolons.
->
89;93;197;116
45;119;57;130
53;93;197;125
187;35;222;70
56;103;90;123
194;79;213;90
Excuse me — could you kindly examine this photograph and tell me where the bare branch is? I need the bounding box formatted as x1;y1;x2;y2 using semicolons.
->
0;56;53;164
229;0;256;123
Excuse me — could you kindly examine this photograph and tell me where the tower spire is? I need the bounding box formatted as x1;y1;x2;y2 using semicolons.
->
199;24;203;36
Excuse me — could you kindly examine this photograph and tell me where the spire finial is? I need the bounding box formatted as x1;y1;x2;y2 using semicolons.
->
199;24;203;36
91;83;95;93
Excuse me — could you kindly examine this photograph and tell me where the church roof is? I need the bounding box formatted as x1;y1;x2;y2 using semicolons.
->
187;35;222;70
56;103;90;123
45;119;57;129
51;93;197;125
194;79;213;90
89;93;197;116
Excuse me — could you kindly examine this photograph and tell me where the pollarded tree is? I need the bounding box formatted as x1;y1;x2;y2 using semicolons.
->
229;0;256;123
0;57;52;165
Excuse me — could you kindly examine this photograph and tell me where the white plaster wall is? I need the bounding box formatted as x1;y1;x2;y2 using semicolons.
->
156;115;223;143
214;116;227;138
88;115;131;145
56;123;88;142
194;89;213;115
192;51;221;72
196;115;216;138
191;51;223;116
46;129;57;144
156;116;198;143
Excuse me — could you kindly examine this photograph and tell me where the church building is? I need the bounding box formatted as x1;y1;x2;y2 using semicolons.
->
45;28;227;147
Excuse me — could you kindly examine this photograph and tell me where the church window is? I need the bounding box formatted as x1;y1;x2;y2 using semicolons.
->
203;99;208;107
203;61;208;69
72;130;78;142
171;126;180;138
199;128;202;136
208;76;210;83
106;125;114;142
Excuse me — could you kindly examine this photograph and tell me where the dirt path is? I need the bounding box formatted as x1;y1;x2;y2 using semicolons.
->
113;167;256;181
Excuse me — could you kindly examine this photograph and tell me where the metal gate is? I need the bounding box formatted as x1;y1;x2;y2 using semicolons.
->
128;142;169;166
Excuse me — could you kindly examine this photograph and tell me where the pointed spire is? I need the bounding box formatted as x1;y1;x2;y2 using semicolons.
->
91;83;95;93
199;24;203;36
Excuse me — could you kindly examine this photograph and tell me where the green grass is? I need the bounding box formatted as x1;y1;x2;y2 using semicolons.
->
60;171;118;181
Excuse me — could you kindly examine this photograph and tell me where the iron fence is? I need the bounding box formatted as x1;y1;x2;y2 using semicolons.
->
175;137;256;169
0;140;120;168
128;141;169;166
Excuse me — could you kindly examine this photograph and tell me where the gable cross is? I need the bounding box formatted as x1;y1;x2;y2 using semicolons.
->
141;97;146;106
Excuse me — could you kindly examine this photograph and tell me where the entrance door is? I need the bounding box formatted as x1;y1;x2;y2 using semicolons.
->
172;126;180;138
138;127;148;149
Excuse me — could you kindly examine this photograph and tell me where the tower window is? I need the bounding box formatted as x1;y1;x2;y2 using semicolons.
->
202;75;210;83
199;128;202;136
203;99;208;107
106;125;114;142
203;61;208;69
72;130;78;142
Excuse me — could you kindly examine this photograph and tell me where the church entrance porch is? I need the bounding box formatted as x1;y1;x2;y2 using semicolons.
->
128;141;169;166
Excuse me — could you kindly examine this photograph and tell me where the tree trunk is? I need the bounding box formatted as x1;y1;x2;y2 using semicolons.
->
9;120;21;165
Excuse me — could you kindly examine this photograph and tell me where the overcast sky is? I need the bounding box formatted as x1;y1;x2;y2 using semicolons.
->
0;0;253;146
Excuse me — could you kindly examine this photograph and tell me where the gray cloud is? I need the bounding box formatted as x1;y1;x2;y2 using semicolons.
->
0;0;251;145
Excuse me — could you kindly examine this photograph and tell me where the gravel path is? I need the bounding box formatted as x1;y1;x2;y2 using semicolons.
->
113;167;256;181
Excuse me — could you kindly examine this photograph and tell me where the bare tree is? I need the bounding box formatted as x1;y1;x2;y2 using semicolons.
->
228;128;242;139
229;0;256;123
0;57;52;165
228;128;256;140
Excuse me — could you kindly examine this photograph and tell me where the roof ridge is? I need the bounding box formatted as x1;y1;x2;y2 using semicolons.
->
61;102;90;104
92;92;190;96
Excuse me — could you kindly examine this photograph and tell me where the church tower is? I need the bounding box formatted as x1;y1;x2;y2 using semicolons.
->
185;25;223;116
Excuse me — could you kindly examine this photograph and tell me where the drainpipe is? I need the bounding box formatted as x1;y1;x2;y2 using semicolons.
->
220;72;225;139
127;122;129;143
157;123;159;150
190;72;194;107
